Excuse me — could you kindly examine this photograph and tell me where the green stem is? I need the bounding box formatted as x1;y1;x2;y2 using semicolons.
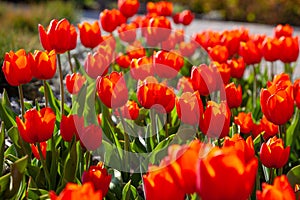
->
269;167;274;184
270;62;275;80
85;151;91;171
50;136;57;190
279;124;286;144
150;109;158;144
67;51;74;73
252;65;257;109
18;84;25;118
37;142;51;189
43;80;49;107
118;108;129;171
57;54;65;116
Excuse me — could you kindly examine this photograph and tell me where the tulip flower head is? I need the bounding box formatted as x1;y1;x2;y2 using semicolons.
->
78;21;103;49
65;73;86;95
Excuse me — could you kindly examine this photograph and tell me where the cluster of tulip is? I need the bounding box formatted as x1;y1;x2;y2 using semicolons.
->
1;0;300;199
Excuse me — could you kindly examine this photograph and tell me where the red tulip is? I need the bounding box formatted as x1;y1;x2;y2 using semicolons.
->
39;18;77;54
130;56;154;80
78;21;103;49
208;45;229;63
176;91;203;125
118;23;137;43
84;52;109;79
145;16;172;45
78;123;103;151
96;71;128;108
221;29;241;57
261;37;281;62
257;175;296;200
293;78;300;109
118;0;140;18
116;53;131;69
200;101;231;139
212;61;231;86
100;9;126;33
223;134;255;163
234;112;254;134
156;1;173;16
114;100;140;120
190;64;217;96
49;182;103;200
60;114;84;142
126;40;146;59
161;33;177;51
179;41;197;57
2;49;32;86
82;162;111;196
16;107;56;143
29;50;56;80
31;142;47;160
197;146;258;200
239;40;262;65
223;82;242;109
260;115;279;140
227;57;246;79
260;74;294;125
274;24;294;38
177;76;194;93
260;136;290;168
65;73;86;95
153;50;184;78
279;36;299;63
137;77;175;113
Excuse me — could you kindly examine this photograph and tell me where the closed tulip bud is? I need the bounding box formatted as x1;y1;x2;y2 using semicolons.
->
197;146;258;200
262;37;281;62
200;101;231;139
31;142;47;160
78;21;103;49
260;136;290;168
96;71;128;109
256;175;296;200
179;10;194;26
16;107;56;143
223;82;242;109
82;162;111;196
49;182;103;200
2;49;32;86
84;52;109;79
176;91;203;125
234;112;254;134
65;73;86;95
39;18;77;54
118;0;140;18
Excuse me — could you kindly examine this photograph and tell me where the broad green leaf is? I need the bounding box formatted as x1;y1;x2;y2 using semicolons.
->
287;165;300;188
287;109;300;147
61;139;78;184
27;188;49;200
0;122;5;176
0;173;10;196
122;180;132;200
0;98;16;130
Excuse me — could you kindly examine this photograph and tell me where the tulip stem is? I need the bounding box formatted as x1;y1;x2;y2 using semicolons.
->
67;51;74;73
118;108;130;172
43;80;49;107
269;167;274;184
279;124;286;145
150;109;158;145
57;54;65;116
270;62;275;80
18;84;25;118
37;142;51;189
252;65;257;109
85;151;91;171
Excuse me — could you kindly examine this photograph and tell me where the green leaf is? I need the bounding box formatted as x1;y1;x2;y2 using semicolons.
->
27;188;49;200
287;109;300;147
287;165;300;188
0;122;5;176
0;173;10;196
40;82;60;115
4;155;28;198
0;90;17;130
122;180;140;200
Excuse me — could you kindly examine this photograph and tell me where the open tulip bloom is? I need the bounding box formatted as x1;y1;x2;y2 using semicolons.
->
2;1;300;199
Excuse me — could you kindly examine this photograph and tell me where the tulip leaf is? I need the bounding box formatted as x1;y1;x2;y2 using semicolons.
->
122;180;141;200
0;122;5;176
4;155;28;198
287;164;300;188
70;83;87;117
287;109;300;147
7;126;22;153
61;139;78;185
27;187;49;200
0;91;17;130
0;173;10;197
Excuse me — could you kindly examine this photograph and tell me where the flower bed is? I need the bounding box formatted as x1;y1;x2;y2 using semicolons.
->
1;0;300;199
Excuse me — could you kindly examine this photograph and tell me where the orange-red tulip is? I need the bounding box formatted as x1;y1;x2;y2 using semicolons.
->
100;9;126;33
156;1;173;16
84;52;109;79
2;49;32;86
78;123;103;151
60;114;84;142
96;71;128;108
39;18;77;54
279;36;299;63
260;115;279;140
260;136;290;168
176;91;203;125
29;50;56;80
153;50;184;78
260;74;294;125
239;40;262;65
234;112;254;134
223;82;242;109
31;142;47;160
197;146;258;200
274;24;294;38
118;23;137;43
179;41;197;57
145;16;172;45
177;76;194;93
261;37;281;62
82;162;111;196
116;53;131;69
126;40;146;59
208;45;229;63
16;107;56;143
118;0;140;18
223;134;255;163
293;79;300;109
221;29;241;57
78;21;103;49
200;101;231;139
49;182;103;200
257;175;296;200
65;73;86;95
212;61;231;86
130;56;154;80
227;57;245;79
114;100;140;120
